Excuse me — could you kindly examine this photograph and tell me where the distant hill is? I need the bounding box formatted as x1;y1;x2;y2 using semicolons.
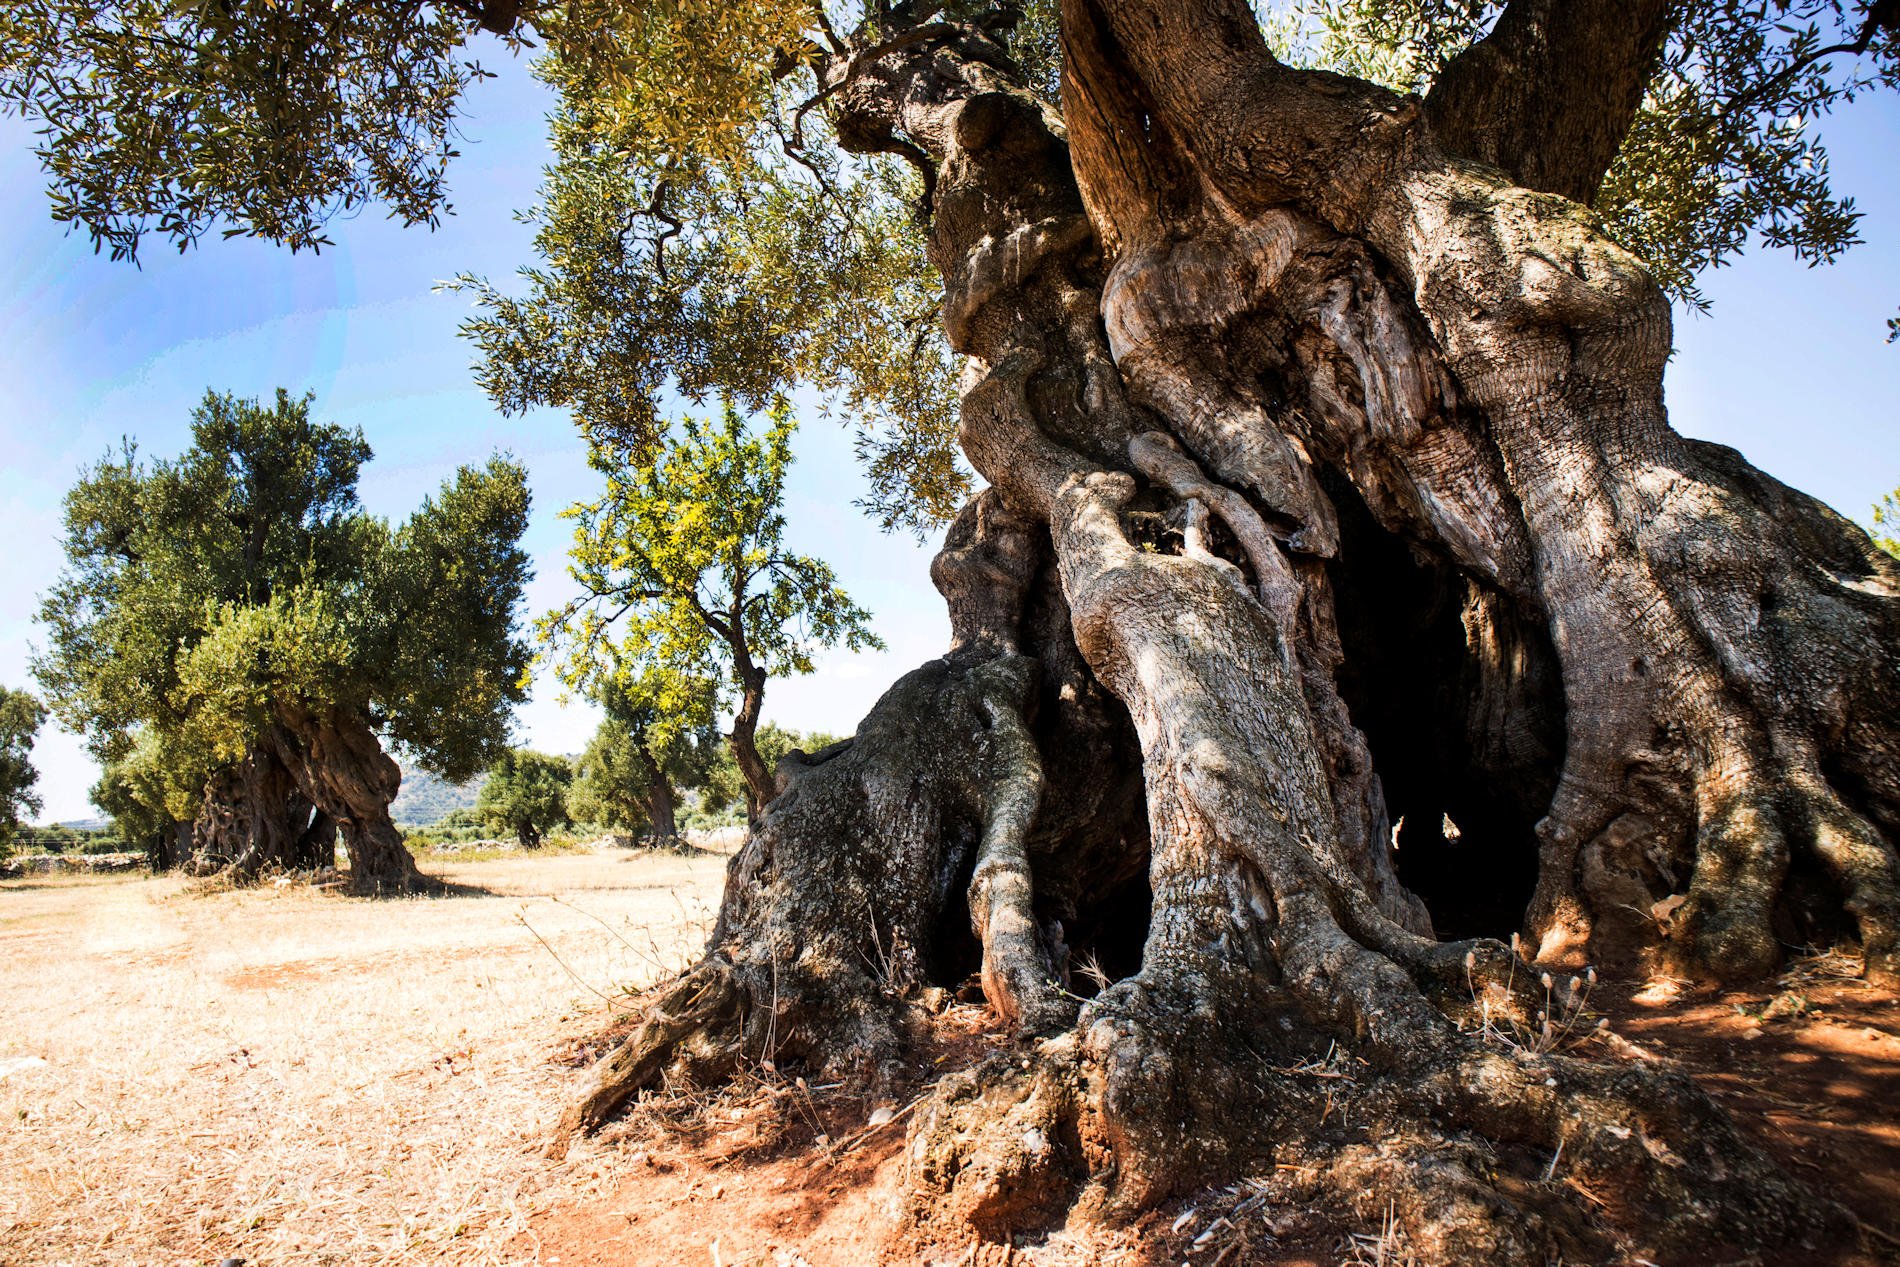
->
390;766;486;826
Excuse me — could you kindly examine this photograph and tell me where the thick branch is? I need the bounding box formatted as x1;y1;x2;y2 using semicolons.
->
1127;430;1299;632
1425;0;1677;204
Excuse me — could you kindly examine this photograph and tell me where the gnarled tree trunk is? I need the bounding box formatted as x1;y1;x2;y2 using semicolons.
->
267;704;426;894
187;747;306;879
562;2;1897;1260
182;704;423;891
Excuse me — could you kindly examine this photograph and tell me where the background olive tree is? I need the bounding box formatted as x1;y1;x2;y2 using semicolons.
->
475;748;574;849
35;390;534;891
536;401;881;820
568;671;722;841
0;686;47;857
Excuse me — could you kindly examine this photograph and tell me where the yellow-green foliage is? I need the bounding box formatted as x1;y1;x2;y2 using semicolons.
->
1874;487;1900;559
539;399;881;737
448;3;968;536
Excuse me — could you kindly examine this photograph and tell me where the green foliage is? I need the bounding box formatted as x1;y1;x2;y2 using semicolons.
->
34;389;533;830
1873;487;1900;558
568;671;721;832
7;823;128;855
475;747;573;846
0;686;48;852
1265;1;1900;313
538;400;883;720
0;0;972;527
448;3;968;537
0;0;520;260
92;729;192;847
9;0;1896;339
696;721;843;821
374;456;538;781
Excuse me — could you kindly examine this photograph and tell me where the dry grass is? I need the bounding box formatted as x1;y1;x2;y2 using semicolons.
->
0;849;727;1265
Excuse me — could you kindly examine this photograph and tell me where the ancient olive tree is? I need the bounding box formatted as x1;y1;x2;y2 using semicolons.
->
569;672;722;841
90;733;194;870
11;0;1900;1259
534;402;882;820
512;4;1900;1259
476;747;574;848
34;390;533;892
0;686;47;855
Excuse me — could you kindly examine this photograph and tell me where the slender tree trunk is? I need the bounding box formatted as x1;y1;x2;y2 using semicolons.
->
561;3;1895;1259
728;665;773;823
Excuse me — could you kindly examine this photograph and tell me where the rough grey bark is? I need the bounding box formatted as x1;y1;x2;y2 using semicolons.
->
187;748;306;878
560;1;1897;1259
266;704;426;894
181;704;422;891
184;720;420;890
632;743;679;841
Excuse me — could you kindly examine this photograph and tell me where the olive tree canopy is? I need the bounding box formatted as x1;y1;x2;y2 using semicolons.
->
0;686;47;854
35;389;533;889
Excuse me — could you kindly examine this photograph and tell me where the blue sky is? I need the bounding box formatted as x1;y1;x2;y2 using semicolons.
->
0;59;1894;823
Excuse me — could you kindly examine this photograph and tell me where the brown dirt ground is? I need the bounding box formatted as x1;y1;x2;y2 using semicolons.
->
535;958;1900;1267
1598;961;1900;1266
6;856;1896;1266
0;848;726;1266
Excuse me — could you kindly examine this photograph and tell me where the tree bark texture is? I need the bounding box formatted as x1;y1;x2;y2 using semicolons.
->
185;710;419;891
634;742;680;841
266;704;426;894
563;2;1898;1259
187;748;310;879
149;819;191;872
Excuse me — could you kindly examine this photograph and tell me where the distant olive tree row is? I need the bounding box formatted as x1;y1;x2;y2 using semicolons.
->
468;721;845;852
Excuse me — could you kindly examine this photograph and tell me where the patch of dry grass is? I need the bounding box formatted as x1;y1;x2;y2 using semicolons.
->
0;850;726;1265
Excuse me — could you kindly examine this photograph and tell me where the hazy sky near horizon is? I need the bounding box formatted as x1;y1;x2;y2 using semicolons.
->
0;56;1895;823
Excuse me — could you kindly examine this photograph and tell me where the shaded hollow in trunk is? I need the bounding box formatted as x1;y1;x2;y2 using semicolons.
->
1324;470;1563;940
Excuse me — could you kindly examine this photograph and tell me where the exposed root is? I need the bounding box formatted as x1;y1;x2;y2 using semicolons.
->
552;962;743;1156
967;655;1074;1035
902;952;1849;1263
